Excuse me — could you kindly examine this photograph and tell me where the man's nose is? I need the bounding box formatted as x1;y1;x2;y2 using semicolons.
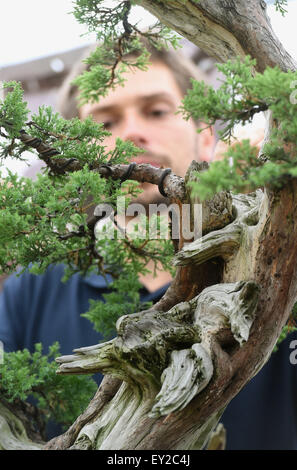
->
121;114;149;147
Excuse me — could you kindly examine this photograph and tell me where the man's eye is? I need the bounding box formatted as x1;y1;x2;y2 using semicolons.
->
102;120;114;130
149;109;169;118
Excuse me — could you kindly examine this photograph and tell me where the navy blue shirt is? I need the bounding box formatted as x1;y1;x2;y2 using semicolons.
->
0;265;297;449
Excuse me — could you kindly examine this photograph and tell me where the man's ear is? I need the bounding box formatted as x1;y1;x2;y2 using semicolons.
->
197;125;216;162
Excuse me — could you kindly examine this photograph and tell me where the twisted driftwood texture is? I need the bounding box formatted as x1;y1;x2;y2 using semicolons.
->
2;0;297;450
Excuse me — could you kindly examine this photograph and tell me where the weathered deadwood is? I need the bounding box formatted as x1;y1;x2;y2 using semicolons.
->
55;280;259;449
0;401;43;450
174;191;262;267
2;124;187;201
205;422;226;450
44;375;122;450
123;182;297;450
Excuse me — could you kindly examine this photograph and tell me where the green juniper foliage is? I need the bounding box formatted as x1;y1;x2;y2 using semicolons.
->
181;56;297;200
72;0;181;102
0;343;97;429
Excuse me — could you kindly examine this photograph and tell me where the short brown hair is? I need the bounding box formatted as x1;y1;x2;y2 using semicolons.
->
57;39;208;120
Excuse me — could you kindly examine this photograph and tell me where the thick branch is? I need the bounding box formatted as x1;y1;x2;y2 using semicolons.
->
5;127;186;201
44;375;121;450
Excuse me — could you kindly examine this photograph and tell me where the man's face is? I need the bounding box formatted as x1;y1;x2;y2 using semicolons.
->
79;61;200;204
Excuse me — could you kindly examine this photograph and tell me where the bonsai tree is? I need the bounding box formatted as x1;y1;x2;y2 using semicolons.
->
0;0;297;450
